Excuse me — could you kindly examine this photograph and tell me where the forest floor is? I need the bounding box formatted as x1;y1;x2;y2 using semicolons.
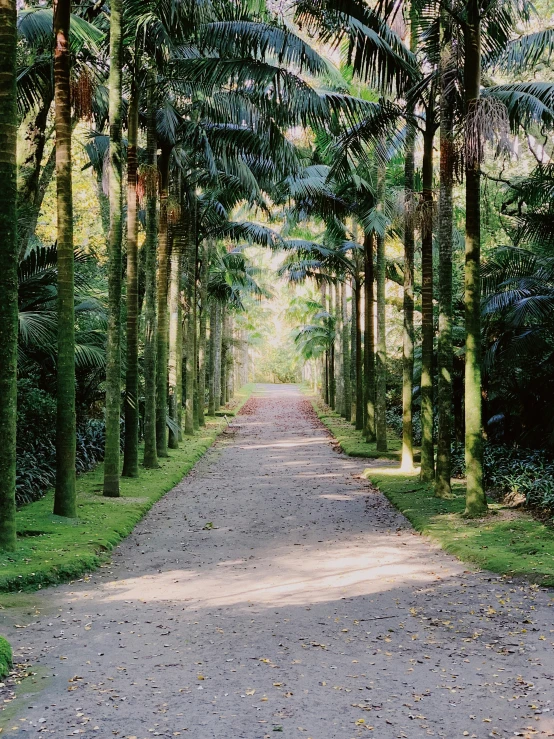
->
1;384;554;738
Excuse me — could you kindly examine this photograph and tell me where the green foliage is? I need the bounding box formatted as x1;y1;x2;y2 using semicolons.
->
0;636;12;678
451;443;554;512
367;467;554;587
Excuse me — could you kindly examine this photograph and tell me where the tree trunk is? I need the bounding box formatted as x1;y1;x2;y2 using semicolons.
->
363;232;376;441
328;285;336;409
53;0;76;517
435;16;455;498
464;1;487;515
0;0;18;549
420;121;435;482
184;215;195;435
341;280;351;421
375;230;388;452
401;108;416;471
103;0;123;496
335;280;343;416
197;240;209;427
208;301;217;416
220;313;228;406
214;303;222;413
354;277;363;430
168;228;182;449
142;75;158;469
122;69;140;477
155;145;171;457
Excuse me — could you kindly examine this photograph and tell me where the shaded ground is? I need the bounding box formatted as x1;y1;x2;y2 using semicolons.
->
1;384;554;739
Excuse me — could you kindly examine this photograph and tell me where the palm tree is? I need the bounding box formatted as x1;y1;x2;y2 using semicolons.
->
420;111;437;481
142;72;158;469
53;0;76;518
103;0;124;496
462;0;487;516
122;62;140;478
435;6;455;497
0;0;18;549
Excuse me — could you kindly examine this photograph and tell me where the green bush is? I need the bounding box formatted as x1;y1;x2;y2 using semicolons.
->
0;636;12;678
451;442;554;512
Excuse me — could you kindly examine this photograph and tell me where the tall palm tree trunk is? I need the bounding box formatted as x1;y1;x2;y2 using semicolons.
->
435;20;455;498
354;276;363;430
0;0;18;548
103;0;123;496
375;230;388;452
155;146;171;457
122;69;140;478
208;301;217;416
142;76;158;469
335;280;343;416
197;240;209;427
420;120;436;481
328;285;336;409
220;313;228;406
341;280;351;421
213;303;222;413
53;0;76;517
464;0;487;515
401;118;416;471
363;232;376;441
168;229;182;449
184;216;195;435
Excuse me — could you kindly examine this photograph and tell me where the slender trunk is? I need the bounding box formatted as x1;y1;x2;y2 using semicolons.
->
350;282;357;420
198;241;209;427
0;0;18;548
401;107;416;471
208;301;217;415
103;0;123;496
335;280;343;416
220;313;227;406
192;238;199;429
420;120;435;482
122;70;140;477
214;303;222;413
364;238;376;442
464;2;487;515
168;227;182;449
354;277;363;430
53;0;76;516
184;214;195;435
435;18;455;498
375;229;388;452
329;286;336;409
341;280;351;421
142;76;158;469
155;146;171;456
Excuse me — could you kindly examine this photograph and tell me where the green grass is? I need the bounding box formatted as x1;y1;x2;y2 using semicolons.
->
0;385;253;593
0;637;12;678
366;466;554;587
309;394;420;461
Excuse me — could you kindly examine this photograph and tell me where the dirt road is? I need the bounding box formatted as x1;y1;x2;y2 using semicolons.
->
1;385;554;738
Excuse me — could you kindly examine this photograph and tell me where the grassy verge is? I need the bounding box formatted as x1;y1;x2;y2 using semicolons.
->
366;466;554;587
0;637;12;678
309;393;420;461
0;385;253;593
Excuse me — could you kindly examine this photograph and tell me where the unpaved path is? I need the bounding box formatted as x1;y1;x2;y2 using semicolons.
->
2;384;554;739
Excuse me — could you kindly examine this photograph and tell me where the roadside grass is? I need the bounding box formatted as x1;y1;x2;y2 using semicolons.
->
309;394;421;461
366;466;554;587
0;637;11;678
0;385;253;594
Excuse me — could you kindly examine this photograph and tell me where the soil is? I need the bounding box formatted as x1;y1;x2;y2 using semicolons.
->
1;384;554;739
